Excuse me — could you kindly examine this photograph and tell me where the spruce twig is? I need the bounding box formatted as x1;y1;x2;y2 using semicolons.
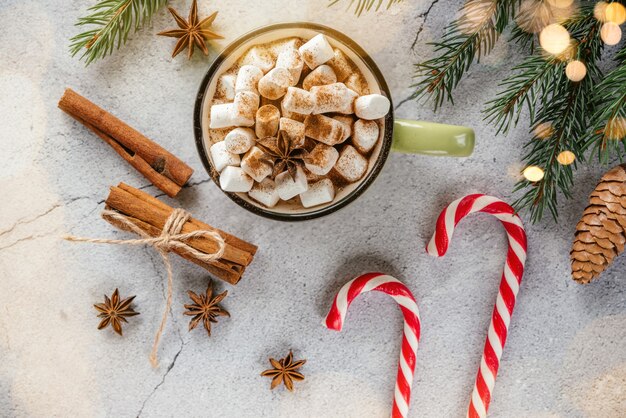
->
410;0;518;109
584;45;626;163
508;9;603;222
70;0;168;65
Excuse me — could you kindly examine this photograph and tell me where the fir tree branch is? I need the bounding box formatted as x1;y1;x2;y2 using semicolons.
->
70;0;168;65
410;0;518;109
328;0;402;15
485;3;600;136
584;45;626;163
483;54;557;134
510;9;604;222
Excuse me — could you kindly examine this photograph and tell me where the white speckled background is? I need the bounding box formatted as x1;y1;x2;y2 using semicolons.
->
1;1;625;417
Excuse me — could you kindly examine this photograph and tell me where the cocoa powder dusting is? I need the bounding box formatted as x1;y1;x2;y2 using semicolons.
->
208;34;380;211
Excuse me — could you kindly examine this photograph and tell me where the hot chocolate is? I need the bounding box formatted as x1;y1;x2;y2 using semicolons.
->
207;32;390;211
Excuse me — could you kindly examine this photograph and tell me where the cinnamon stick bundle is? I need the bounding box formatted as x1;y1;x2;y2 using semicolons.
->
58;88;193;197
103;183;257;284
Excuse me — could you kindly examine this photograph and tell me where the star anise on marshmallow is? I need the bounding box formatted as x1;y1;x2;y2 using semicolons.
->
256;130;308;180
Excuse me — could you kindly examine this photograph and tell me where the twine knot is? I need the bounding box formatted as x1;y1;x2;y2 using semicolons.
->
64;208;226;367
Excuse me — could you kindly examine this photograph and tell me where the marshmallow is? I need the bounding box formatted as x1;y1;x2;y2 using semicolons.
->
355;94;391;120
352;119;379;154
302;65;337;90
334;145;368;183
232;91;259;127
304;143;339;175
210;140;240;172
275;37;304;55
235;65;263;94
299;34;335;69
282;87;316;115
216;74;236;100
219;166;254;192
311;83;358;114
333;115;354;142
242;46;275;74
258;67;293;100
255;105;280;138
248;178;280;208
275;166;308;200
209;103;235;129
276;48;304;86
300;178;335;208
327;48;353;82
224;127;255;154
281;100;307;122
304;114;348;146
241;146;273;182
279;117;305;146
344;72;370;96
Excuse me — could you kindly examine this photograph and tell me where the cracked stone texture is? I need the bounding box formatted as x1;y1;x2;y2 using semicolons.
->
1;0;625;417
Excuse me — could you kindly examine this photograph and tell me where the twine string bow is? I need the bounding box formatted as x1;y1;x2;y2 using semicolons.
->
64;208;226;367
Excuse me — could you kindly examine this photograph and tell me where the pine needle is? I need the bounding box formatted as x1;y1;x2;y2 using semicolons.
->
70;0;168;65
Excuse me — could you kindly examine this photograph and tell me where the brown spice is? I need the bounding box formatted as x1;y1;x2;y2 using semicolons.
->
304;114;345;145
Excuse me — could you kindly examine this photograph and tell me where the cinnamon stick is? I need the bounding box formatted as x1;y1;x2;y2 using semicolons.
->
58;88;193;197
102;210;244;285
106;186;253;266
118;183;258;256
103;183;257;284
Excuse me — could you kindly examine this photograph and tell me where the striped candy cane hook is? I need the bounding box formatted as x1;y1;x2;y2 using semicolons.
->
324;272;421;418
426;194;527;418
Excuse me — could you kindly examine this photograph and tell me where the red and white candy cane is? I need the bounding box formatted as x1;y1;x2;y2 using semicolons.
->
324;272;421;418
426;194;527;418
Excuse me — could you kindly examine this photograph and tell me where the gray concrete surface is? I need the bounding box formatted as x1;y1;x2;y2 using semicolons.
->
0;0;624;417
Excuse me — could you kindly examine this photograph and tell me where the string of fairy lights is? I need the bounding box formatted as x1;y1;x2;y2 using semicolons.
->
520;0;625;183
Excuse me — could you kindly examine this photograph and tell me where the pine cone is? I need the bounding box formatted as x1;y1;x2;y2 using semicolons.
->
571;164;626;283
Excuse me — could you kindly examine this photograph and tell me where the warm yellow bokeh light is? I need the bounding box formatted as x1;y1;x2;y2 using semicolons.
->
547;0;574;8
516;0;552;34
601;22;622;45
594;1;609;22
565;60;587;82
605;2;626;24
534;122;554;139
557;150;576;165
605;116;626;140
459;0;495;35
540;24;570;54
550;1;578;23
523;166;545;182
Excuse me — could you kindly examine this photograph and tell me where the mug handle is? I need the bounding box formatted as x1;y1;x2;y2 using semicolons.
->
391;119;475;157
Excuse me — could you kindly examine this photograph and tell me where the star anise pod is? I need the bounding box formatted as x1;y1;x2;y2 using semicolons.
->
256;130;308;180
183;281;229;336
157;0;223;59
94;289;139;336
260;351;306;391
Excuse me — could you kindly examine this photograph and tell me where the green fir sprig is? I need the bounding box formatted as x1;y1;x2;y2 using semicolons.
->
410;0;519;109
70;0;167;65
495;10;604;222
584;45;626;163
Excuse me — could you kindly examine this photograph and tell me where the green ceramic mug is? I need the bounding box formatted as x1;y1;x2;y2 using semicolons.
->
194;22;474;221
